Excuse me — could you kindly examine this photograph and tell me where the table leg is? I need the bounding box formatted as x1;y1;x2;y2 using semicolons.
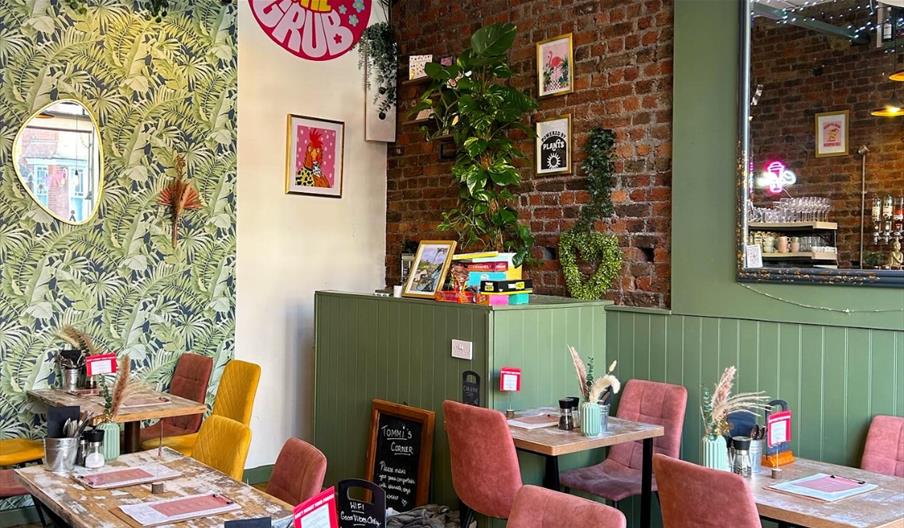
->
543;455;561;491
123;421;141;454
640;437;653;528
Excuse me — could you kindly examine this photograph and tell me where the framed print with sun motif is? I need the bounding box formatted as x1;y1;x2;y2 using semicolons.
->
536;115;572;176
285;114;344;197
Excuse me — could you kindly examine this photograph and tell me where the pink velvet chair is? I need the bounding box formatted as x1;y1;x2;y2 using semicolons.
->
140;353;213;441
442;400;523;525
861;415;904;477
508;485;626;528
560;379;687;505
653;454;760;528
0;470;26;499
266;438;328;506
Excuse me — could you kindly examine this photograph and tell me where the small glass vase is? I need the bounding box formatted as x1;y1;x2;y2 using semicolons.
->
97;422;120;461
701;435;731;471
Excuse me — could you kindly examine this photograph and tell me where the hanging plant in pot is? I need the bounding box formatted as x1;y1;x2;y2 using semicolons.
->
559;127;623;300
357;0;398;123
413;23;537;266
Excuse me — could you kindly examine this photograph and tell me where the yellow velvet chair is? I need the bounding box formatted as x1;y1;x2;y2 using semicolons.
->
141;359;261;455
0;439;44;466
191;415;251;481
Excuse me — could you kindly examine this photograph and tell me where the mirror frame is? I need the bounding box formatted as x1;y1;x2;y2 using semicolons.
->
736;0;904;287
13;98;105;226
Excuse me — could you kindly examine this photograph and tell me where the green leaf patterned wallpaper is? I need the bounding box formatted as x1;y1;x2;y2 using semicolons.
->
0;0;237;491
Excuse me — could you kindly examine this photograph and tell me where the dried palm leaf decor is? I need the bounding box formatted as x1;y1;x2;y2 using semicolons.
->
158;155;203;248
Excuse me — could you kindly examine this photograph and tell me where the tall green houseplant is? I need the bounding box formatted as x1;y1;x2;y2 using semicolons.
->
414;23;537;265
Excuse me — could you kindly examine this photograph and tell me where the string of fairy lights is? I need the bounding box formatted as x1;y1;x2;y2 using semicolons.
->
739;284;904;314
754;0;904;51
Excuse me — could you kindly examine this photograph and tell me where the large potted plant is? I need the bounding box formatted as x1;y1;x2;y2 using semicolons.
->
414;23;537;266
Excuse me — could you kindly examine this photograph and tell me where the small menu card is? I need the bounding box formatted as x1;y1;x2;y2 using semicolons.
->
86;353;117;376
75;464;180;489
117;493;240;526
293;487;338;528
770;473;878;502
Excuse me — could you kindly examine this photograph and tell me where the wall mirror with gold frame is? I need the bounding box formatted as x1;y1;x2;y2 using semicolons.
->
13;99;104;225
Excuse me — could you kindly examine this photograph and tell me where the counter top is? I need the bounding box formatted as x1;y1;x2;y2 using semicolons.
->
315;290;614;311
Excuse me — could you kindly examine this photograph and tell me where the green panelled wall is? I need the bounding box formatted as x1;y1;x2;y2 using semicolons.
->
313;291;609;519
671;0;904;329
605;306;904;525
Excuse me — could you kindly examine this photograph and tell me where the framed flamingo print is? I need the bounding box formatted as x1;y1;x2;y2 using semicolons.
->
285;115;345;197
537;33;574;98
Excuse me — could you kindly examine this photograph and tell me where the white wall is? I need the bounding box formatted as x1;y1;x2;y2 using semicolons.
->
236;2;387;468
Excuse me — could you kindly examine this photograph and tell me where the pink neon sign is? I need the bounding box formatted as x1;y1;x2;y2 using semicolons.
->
756;160;796;195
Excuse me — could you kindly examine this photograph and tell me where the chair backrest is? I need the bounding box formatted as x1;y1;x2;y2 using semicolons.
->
442;400;522;519
192;415;252;481
609;379;688;470
653;454;761;528
211;360;261;425
861;415;904;477
507;485;626;528
267;438;328;506
166;353;213;433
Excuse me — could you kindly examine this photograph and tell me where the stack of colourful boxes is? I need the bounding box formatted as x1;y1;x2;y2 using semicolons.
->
479;279;532;305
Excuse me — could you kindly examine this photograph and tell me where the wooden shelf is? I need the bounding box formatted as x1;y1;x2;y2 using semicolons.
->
402;118;432;126
762;251;838;261
402;76;431;86
749;221;837;231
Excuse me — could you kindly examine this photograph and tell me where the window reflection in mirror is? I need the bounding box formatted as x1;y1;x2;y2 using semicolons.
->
13;100;103;225
744;0;903;274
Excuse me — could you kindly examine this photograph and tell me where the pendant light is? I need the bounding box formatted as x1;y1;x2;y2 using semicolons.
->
871;103;904;116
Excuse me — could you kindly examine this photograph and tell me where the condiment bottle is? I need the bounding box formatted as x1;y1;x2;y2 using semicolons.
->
84;428;105;469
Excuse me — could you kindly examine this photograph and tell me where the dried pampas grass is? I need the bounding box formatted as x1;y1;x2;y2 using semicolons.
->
57;325;99;356
568;345;589;400
701;366;770;438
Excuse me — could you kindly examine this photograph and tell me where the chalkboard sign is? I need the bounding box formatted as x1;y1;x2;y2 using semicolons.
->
365;400;435;512
337;479;385;528
462;371;480;406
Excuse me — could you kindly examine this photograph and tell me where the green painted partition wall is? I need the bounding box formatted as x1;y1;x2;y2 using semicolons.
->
606;306;904;525
313;291;610;515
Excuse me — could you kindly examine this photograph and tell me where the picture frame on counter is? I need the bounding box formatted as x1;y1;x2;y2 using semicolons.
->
537;33;574;98
285;114;345;198
814;110;848;158
536;114;572;175
408;54;433;80
402;240;457;298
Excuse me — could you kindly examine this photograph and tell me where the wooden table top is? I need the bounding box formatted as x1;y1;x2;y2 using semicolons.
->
749;458;904;528
28;388;207;425
15;448;294;528
508;412;664;456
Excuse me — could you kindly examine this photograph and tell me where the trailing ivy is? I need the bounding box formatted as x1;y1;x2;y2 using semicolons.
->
357;21;399;120
559;127;623;300
414;23;537;266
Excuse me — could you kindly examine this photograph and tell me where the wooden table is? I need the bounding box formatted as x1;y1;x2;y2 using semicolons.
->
749;458;904;528
15;448;294;527
509;413;664;528
28;388;206;454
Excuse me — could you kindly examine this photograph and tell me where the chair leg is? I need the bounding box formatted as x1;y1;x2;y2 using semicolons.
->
31;496;48;528
612;499;620;510
459;501;473;528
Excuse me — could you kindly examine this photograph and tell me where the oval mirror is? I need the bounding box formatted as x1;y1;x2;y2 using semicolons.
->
13;99;103;225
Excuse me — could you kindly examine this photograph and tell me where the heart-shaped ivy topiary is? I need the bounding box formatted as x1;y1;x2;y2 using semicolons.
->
559;230;622;301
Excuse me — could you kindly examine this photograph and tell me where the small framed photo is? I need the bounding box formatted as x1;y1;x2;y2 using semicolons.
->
537;33;574;98
536;114;572;175
408;54;433;80
402;240;457;299
286;115;344;197
814;110;848;158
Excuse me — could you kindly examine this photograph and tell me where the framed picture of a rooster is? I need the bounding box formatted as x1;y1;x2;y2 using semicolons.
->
285;114;345;197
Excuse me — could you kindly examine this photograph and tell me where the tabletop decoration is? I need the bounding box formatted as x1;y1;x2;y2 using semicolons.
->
56;325;97;390
582;360;619;437
701;366;769;471
95;354;135;461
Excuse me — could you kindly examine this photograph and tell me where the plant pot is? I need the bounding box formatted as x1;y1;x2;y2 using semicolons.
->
97;422;120;461
581;402;601;437
701;435;731;471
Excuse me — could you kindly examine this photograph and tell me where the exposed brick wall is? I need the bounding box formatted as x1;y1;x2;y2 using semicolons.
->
386;0;674;307
751;14;904;268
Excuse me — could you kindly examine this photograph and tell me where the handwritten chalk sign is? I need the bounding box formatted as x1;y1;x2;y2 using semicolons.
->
337;479;385;528
365;400;435;511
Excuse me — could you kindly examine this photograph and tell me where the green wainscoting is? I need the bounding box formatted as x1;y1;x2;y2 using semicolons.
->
606;305;904;525
313;291;610;519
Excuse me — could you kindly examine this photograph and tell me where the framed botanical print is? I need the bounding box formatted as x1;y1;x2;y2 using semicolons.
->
285;115;344;197
814;110;848;158
402;240;457;299
537;33;574;98
536;115;572;175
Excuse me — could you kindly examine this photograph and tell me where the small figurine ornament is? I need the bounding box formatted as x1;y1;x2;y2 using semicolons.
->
887;238;903;270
